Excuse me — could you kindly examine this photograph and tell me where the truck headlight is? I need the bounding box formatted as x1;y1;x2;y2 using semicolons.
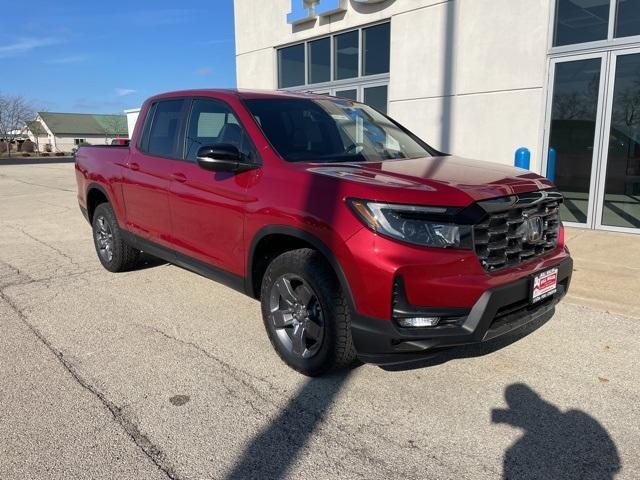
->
348;199;472;249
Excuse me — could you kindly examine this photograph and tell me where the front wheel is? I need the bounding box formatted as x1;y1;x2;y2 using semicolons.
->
260;248;356;376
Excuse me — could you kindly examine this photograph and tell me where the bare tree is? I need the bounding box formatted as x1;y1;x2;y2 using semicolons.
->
101;115;127;144
0;94;34;156
552;74;601;122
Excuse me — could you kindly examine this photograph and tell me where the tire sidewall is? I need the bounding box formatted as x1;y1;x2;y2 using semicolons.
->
92;203;124;272
261;251;341;376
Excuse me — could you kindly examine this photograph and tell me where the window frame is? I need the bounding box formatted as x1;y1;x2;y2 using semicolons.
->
137;102;157;152
363;84;390;114
334;29;360;81
275;20;391;91
278;43;306;89
321;80;389;114
138;98;190;162
362;22;391;77
307;36;332;85
182;96;262;165
550;0;640;54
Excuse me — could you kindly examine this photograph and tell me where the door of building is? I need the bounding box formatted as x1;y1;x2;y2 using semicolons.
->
544;48;640;233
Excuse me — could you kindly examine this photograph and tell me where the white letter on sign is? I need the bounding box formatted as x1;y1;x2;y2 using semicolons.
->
316;0;347;16
287;0;315;25
287;0;348;25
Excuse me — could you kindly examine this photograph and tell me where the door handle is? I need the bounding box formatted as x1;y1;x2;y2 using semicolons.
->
130;162;140;171
171;172;187;183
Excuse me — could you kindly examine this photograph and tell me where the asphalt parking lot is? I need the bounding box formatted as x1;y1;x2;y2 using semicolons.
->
1;162;639;480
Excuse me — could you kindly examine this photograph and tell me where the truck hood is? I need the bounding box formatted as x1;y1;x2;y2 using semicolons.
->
306;155;554;205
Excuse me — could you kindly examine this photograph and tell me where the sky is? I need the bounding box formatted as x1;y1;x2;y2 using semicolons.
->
0;0;237;114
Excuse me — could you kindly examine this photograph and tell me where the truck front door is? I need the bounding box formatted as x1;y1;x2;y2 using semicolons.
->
167;97;258;277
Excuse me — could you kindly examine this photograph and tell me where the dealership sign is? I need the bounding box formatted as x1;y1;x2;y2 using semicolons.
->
287;0;387;25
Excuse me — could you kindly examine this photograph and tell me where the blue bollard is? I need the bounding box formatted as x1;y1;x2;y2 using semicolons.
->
547;148;557;182
514;147;531;170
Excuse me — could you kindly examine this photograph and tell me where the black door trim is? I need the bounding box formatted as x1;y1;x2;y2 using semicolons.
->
121;231;246;294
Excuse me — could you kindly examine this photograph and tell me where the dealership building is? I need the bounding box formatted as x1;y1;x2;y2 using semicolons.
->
233;0;640;234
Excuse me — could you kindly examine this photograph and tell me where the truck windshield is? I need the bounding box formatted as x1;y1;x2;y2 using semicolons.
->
244;98;434;163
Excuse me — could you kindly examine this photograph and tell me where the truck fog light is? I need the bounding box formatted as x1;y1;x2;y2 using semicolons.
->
397;317;440;328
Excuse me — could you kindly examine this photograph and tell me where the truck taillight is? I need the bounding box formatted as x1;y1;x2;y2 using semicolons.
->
558;222;565;249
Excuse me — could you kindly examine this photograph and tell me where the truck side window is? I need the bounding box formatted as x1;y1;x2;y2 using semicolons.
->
184;99;256;163
145;99;185;159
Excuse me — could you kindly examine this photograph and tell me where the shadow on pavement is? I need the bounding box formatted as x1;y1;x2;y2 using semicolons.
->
135;253;168;270
381;307;555;372
493;384;621;479
223;369;354;480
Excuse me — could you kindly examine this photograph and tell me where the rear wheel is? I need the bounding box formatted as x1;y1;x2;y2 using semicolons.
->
92;203;140;272
260;248;356;376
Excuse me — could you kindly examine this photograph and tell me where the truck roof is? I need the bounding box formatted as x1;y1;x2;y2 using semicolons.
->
146;89;336;102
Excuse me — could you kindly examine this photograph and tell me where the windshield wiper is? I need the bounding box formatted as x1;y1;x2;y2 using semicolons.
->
321;156;367;163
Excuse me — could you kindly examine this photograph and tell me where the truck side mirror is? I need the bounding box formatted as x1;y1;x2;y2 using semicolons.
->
196;144;254;172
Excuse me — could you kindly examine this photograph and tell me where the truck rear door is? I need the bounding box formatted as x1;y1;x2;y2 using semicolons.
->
122;99;188;244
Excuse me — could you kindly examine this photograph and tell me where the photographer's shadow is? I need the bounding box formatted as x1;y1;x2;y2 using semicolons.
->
493;384;621;480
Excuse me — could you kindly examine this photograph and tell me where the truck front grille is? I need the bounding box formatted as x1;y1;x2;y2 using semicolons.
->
473;191;563;272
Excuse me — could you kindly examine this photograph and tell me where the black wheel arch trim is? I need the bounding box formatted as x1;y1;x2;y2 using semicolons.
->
246;225;356;311
85;182;112;222
79;205;89;223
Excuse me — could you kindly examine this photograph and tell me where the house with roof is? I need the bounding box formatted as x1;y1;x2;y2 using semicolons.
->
25;112;128;153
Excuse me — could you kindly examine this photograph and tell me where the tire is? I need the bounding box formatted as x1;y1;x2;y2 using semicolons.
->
260;248;357;376
92;203;140;272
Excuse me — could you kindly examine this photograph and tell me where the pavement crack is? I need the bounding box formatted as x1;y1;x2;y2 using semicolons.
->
10;225;82;269
0;257;101;305
0;290;183;480
0;173;75;192
41;200;75;212
139;324;274;416
138;324;408;479
0;259;34;287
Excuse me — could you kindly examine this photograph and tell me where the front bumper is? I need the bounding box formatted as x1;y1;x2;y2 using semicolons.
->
351;256;572;365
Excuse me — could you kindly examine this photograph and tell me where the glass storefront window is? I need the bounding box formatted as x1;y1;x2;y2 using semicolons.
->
335;89;358;101
554;0;610;47
277;23;390;113
547;58;602;224
277;22;389;88
278;44;305;88
364;85;388;114
363;23;390;76
548;3;640;232
601;53;640;229
335;30;359;80
308;38;331;84
616;0;640;38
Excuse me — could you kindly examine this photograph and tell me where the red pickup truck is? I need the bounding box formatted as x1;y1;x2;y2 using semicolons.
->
75;89;572;375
